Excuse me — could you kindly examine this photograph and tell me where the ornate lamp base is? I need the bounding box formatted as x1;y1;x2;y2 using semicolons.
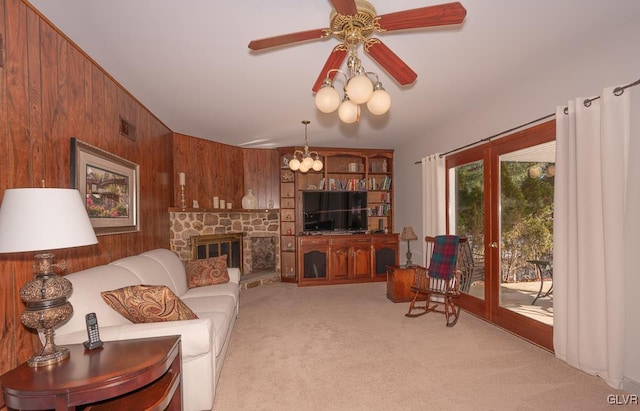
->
405;242;414;267
20;253;74;367
27;343;70;367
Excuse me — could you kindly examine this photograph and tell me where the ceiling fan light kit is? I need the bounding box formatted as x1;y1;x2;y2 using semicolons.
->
249;0;466;124
314;48;391;122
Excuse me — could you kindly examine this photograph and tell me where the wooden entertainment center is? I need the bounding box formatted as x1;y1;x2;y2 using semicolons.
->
277;147;398;286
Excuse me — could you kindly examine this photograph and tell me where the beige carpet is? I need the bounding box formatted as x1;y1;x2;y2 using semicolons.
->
213;282;629;411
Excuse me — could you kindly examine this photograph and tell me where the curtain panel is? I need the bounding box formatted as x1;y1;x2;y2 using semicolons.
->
421;154;446;265
553;85;630;389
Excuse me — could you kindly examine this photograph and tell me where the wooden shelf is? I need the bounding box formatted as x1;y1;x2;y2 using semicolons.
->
168;207;277;212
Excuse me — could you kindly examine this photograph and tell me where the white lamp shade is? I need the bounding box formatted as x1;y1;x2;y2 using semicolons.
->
367;89;391;115
312;159;323;171
338;100;361;124
345;75;373;105
288;158;301;171
315;86;340;113
0;188;98;253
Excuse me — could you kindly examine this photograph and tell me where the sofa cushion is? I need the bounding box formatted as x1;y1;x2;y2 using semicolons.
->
59;265;143;335
101;285;198;323
140;249;189;295
182;294;236;356
182;281;239;304
185;255;230;288
110;254;180;295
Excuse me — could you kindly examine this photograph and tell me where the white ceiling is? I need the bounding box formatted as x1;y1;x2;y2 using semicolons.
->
28;0;640;150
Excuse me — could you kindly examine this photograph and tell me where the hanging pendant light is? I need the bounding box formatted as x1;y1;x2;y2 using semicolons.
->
289;121;323;173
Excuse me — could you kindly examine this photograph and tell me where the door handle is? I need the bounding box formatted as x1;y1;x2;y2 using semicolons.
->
489;242;498;248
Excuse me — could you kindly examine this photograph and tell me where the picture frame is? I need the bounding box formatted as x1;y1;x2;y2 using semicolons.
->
70;138;139;235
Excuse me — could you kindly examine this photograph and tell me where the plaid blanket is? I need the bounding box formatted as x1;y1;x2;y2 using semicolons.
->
428;235;460;279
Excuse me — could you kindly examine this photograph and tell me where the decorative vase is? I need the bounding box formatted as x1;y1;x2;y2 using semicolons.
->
241;189;257;209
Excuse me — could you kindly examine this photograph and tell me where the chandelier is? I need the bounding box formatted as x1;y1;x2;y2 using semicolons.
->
314;43;391;124
528;163;555;179
289;120;323;173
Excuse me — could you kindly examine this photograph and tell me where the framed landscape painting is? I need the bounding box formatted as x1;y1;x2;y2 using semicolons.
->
70;138;139;235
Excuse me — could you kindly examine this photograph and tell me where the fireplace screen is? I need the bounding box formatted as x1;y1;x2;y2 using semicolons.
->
191;233;243;273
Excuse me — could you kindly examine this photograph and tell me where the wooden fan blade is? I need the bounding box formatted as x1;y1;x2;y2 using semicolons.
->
377;2;467;32
331;0;358;16
312;45;348;93
365;39;417;86
248;28;329;51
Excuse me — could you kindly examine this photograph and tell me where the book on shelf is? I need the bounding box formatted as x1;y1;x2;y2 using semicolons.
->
367;204;391;216
345;178;367;191
367;176;392;191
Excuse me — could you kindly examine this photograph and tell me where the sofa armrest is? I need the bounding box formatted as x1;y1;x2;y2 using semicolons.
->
56;318;213;360
227;267;240;284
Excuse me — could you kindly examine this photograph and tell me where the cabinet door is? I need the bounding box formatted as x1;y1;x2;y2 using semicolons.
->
329;247;350;279
373;235;399;277
301;248;328;280
351;245;372;278
298;237;330;282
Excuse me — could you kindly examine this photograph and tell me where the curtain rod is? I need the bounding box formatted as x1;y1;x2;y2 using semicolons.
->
414;77;640;165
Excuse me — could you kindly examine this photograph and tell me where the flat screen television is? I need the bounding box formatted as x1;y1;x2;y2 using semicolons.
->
302;191;368;233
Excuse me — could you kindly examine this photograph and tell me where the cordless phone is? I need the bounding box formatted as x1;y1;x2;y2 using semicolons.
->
83;312;104;350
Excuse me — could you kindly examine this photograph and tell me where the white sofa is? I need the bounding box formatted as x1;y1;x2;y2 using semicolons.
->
54;248;239;411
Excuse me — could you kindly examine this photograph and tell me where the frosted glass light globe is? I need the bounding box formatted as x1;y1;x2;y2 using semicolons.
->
289;158;301;171
528;166;542;179
367;89;391;115
345;75;373;105
338;100;360;124
312;159;323;171
315;86;340;113
545;164;555;177
302;156;314;169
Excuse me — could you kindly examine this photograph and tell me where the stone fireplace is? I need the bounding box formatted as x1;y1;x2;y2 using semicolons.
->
170;210;280;275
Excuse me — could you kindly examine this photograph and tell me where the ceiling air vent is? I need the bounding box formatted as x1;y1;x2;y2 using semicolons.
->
119;117;136;141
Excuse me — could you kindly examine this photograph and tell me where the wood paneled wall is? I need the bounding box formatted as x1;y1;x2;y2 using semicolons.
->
0;0;174;374
0;1;283;380
173;133;280;210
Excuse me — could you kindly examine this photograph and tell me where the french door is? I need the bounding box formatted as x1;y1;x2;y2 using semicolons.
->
446;121;556;351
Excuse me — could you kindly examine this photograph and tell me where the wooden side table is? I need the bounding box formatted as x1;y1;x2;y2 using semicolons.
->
386;265;421;302
1;335;182;411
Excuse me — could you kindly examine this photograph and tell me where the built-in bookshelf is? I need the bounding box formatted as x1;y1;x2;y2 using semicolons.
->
276;147;395;284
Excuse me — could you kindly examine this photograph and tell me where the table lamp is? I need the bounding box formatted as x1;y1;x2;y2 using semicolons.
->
400;226;418;267
0;188;98;367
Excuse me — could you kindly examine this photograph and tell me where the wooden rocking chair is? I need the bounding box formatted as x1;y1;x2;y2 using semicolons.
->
405;235;465;327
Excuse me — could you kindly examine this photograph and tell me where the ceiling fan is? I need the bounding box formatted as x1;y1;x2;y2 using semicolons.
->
248;1;467;92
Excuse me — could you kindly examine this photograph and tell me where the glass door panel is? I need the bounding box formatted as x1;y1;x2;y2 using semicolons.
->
446;120;555;351
449;160;485;300
498;142;555;325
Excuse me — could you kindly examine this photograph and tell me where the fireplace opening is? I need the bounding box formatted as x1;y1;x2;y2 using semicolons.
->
191;233;243;274
250;236;276;272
